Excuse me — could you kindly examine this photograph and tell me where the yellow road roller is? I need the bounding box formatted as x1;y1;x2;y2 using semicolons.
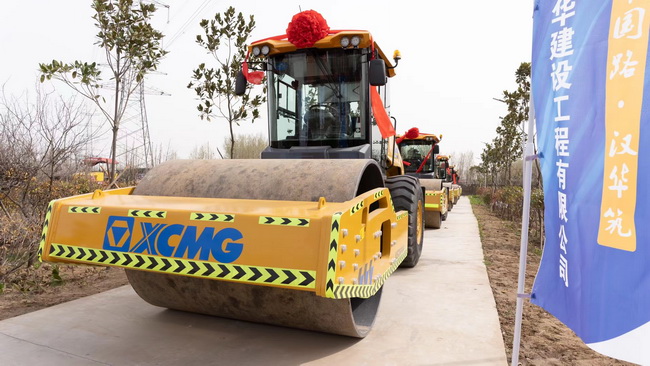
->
39;11;424;338
396;128;448;228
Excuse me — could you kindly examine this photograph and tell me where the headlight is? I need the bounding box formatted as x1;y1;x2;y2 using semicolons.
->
340;37;350;48
261;45;270;55
252;46;261;56
350;36;361;47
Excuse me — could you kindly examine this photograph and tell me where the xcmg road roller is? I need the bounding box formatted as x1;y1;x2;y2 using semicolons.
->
396;128;448;228
38;11;424;338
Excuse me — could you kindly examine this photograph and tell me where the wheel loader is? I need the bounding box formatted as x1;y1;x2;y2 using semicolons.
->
38;11;424;338
396;129;448;228
436;155;462;207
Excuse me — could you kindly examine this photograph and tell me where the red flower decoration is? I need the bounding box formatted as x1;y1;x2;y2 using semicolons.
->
404;127;420;139
286;10;330;48
396;127;420;144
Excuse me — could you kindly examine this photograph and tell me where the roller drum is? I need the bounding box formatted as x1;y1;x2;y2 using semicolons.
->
126;159;385;337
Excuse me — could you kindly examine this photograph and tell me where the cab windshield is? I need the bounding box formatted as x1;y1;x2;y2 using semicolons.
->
267;48;369;148
399;140;436;173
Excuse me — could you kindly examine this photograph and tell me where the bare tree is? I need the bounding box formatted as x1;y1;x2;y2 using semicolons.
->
223;133;267;159
189;142;218;160
0;85;99;280
449;150;474;184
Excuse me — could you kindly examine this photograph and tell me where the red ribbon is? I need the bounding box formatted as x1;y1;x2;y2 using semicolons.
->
370;87;395;139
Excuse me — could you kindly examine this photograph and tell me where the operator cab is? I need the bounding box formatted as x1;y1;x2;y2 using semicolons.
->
238;31;398;162
267;48;369;150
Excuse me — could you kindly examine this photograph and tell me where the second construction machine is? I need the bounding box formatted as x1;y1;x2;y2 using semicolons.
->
38;11;424;338
397;129;448;228
436;155;463;208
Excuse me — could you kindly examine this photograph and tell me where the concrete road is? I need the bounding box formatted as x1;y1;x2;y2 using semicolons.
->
0;197;507;366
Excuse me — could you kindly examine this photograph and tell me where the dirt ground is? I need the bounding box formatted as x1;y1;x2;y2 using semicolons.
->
471;202;634;366
0;202;636;365
0;264;128;321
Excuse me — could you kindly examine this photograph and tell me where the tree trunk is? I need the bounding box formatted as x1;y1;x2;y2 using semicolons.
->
110;53;120;185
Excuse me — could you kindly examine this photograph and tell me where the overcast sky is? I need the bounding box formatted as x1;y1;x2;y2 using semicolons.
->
0;1;533;163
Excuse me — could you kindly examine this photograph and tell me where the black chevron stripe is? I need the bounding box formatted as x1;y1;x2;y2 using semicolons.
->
195;213;204;220
110;252;120;265
135;255;145;268
122;253;132;266
225;215;234;221
282;270;296;284
233;266;246;279
298;219;309;226
188;261;200;275
265;268;279;283
264;216;274;224
100;251;110;263
156;211;164;218
217;264;230;278
299;271;315;286
174;259;186;273
249;267;262;281
160;258;171;272
147;256;158;269
282;218;292;225
328;259;336;271
210;214;219;221
326;279;334;291
202;263;215;277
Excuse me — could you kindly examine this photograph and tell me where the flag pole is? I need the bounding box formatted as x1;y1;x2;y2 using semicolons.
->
511;91;536;365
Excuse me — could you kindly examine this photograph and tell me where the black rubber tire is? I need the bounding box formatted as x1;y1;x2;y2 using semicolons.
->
441;210;448;221
386;175;425;268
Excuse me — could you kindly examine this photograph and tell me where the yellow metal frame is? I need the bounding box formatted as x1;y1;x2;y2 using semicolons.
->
39;187;408;300
424;189;448;216
249;31;397;78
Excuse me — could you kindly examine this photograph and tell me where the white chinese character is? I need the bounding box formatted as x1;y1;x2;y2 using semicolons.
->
559;225;568;255
614;8;646;40
610;50;638;79
556;159;569;189
552;0;576;27
558;191;568;222
550;27;575;60
555;127;570;157
554;95;570;122
608;163;630;198
604;207;632;237
609;131;638;157
559;254;569;287
552;60;573;90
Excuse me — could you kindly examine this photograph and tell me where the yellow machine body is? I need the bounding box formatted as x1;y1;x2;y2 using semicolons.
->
39;186;408;300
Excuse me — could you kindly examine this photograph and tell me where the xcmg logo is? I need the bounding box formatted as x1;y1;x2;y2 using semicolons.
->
102;216;244;263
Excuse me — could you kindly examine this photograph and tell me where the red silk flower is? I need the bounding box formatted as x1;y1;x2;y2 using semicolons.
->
396;127;420;144
286;10;330;48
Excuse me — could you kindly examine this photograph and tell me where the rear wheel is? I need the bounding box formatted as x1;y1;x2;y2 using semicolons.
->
386;175;424;268
442;210;448;221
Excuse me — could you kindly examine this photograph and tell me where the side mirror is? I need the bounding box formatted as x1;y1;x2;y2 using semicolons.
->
369;59;387;86
433;145;440;154
235;71;247;96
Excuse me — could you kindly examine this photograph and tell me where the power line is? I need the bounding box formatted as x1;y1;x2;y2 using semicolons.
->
164;0;211;50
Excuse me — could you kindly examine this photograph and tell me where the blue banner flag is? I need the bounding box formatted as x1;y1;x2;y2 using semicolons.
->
531;0;650;363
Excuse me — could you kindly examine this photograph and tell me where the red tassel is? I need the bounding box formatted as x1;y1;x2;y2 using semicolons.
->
370;87;395;139
242;62;264;85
